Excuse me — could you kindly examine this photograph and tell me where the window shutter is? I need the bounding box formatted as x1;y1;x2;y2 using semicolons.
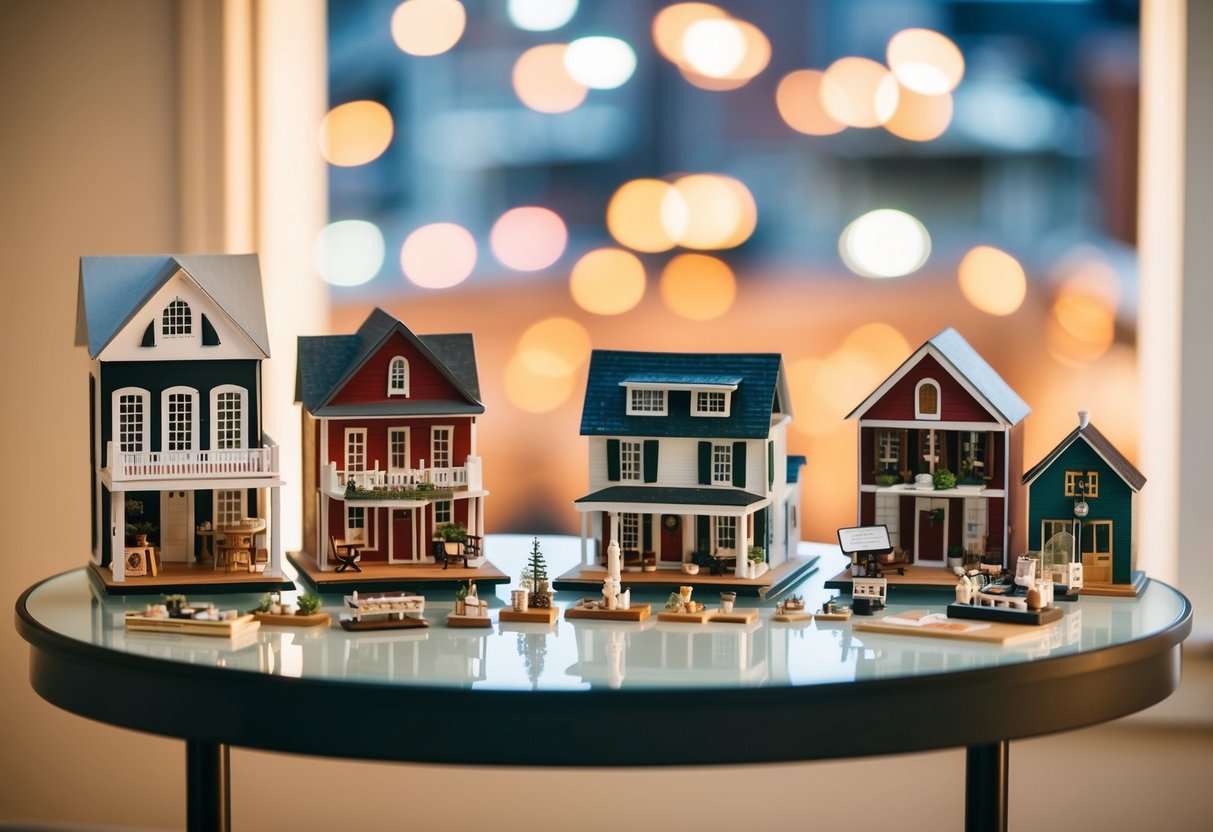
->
732;441;747;488
643;440;659;483
140;321;155;347
696;515;710;554
642;515;652;551
768;441;775;488
606;439;620;481
698;441;711;485
200;314;221;346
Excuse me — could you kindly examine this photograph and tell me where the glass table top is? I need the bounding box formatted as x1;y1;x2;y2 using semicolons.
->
21;535;1190;693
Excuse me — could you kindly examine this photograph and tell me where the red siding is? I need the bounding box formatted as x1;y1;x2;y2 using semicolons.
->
329;331;467;406
862;354;999;423
324;417;474;470
859;429;876;484
859;490;875;526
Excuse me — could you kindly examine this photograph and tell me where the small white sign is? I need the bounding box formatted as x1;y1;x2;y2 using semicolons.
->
837;525;892;554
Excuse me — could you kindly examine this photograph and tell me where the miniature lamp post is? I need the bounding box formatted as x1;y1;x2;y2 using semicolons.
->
1073;476;1089;568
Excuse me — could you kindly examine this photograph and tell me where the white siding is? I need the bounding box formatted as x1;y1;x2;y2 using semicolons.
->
588;435;767;495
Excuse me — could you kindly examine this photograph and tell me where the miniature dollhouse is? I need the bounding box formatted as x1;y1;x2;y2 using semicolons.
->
572;350;804;579
1022;409;1146;594
295;308;492;578
846;328;1030;570
76;254;285;588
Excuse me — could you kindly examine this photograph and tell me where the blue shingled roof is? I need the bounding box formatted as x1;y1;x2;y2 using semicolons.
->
580;350;783;439
76;254;270;358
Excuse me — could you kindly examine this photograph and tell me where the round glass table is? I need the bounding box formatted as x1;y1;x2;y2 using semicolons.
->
15;536;1191;832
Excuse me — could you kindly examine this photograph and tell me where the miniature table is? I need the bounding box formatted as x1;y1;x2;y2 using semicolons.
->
16;538;1191;832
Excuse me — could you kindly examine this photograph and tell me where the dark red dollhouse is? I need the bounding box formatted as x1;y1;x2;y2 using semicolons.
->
295;309;488;572
846;328;1030;569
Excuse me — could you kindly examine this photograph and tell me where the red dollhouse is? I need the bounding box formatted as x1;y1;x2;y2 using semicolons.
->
846;328;1030;569
295;309;488;573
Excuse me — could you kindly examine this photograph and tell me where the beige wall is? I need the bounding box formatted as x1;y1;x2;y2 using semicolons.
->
1;3;1208;830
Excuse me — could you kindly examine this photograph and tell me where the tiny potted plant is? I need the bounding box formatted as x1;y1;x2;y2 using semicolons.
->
933;468;957;490
436;522;467;556
746;545;767;578
874;469;900;487
296;593;322;616
454;582;469;615
125;498;156;546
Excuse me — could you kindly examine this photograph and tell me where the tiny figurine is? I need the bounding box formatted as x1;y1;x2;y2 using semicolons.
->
500;539;559;623
657;585;757;623
125;593;259;638
812;596;852;622
947;557;1064;625
293;308;508;591
339;590;428;631
565;540;652;621
562;349;813;595
840;328;1031;589
251;591;330;627
1022;409;1147;596
77;254;289;592
446;580;492;628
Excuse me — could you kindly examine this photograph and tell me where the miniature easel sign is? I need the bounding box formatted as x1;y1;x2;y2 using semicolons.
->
837;525;893;577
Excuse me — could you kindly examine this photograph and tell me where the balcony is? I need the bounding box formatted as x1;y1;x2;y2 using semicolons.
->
323;457;483;501
107;438;280;483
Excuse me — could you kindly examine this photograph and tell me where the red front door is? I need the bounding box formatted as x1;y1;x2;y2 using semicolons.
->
917;505;945;562
392;509;414;561
660;515;683;563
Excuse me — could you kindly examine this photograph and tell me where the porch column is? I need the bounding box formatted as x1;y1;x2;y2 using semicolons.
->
580;512;589;566
111;490;125;582
318;493;328;571
269;485;282;576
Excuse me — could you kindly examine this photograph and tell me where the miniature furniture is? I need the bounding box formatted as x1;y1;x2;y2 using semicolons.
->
330;536;362;573
217;519;266;573
16;538;1191;832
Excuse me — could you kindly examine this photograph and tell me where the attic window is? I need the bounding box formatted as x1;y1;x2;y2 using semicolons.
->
162;299;192;337
387;356;409;397
693;390;731;417
627;388;666;415
915;379;941;420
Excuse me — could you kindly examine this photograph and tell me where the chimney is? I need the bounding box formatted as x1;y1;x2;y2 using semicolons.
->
1078;408;1090;429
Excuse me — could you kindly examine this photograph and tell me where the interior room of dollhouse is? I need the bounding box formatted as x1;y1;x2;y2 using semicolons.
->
2;1;1210;829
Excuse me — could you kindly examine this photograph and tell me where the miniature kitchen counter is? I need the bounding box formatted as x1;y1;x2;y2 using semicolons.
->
16;535;1191;832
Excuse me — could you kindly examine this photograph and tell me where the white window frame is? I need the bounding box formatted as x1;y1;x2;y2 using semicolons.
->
210;385;248;450
619;513;640;552
914;378;941;420
876;430;901;471
431;425;453;470
626;387;667;416
215;488;246;528
433;500;452;526
712;443;732;485
620;440;642;482
714;516;737;553
387;355;409;397
162;386;199;453
112;387;150;454
692;389;731;417
388;427;410;473
345;428;367;474
346;505;366;542
162;298;192;337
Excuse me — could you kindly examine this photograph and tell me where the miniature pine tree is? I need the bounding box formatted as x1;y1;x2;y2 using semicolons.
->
526;537;551;608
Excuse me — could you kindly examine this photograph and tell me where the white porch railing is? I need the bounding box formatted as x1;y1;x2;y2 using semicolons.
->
325;456;483;494
108;439;280;481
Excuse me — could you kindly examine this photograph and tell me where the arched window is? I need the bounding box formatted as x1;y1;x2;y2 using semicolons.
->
162;386;199;452
915;378;941;420
112;387;150;454
162;299;192;336
210;385;247;450
387;356;409;396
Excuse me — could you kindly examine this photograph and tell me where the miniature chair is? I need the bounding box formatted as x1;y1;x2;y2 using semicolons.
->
330;535;362;573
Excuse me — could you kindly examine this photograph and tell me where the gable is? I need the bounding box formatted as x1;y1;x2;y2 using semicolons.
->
857;353;999;423
1023;424;1146;491
328;331;472;409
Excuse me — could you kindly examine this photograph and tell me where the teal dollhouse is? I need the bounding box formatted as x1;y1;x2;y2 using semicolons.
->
1022;409;1146;593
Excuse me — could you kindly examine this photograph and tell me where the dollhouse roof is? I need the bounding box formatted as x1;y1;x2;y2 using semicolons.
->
75;254;270;359
574;485;768;510
295;308;483;416
1022;420;1146;490
845;327;1030;425
580;350;787;439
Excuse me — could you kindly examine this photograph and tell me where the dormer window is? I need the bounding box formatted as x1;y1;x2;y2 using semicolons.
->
628;388;666;415
162;299;192;337
693;390;731;417
915;378;941;420
387;356;409;397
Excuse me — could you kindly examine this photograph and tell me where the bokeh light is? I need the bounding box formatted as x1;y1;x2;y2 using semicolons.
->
839;209;931;278
517;317;592;377
490;207;568;271
607;179;684;253
652;3;728;65
390;0;466;57
659;253;737;320
564;36;637;90
507;0;577;32
881;85;953;141
776;70;846;136
569;248;646;315
504;353;577;413
318;101;394;167
1046;250;1120;366
313;220;385;287
513;44;588;113
887;28;965;95
821;57;898;129
786;357;836;438
679;19;769;91
665;174;757;250
838;322;911;378
682;18;745;78
400;223;477;289
957;245;1027;316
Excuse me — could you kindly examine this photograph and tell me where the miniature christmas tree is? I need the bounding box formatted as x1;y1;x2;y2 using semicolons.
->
525;537;551;608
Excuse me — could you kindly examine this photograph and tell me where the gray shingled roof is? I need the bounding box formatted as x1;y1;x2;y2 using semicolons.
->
580;350;784;439
76;254;270;358
1022;420;1147;490
846;327;1030;425
295;308;483;416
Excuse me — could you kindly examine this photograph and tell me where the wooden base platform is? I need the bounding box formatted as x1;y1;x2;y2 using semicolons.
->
339;615;429;632
657;609;712;623
125;611;260;638
289;551;510;593
564;602;651;622
657;608;758;624
499;606;559;624
252;611;331;627
1079;571;1148;597
947;602;1064;626
854;610;1053;645
90;561;293;596
446;612;493;628
824;564;964;593
812;609;853;622
553;554;819;598
772;611;813;623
